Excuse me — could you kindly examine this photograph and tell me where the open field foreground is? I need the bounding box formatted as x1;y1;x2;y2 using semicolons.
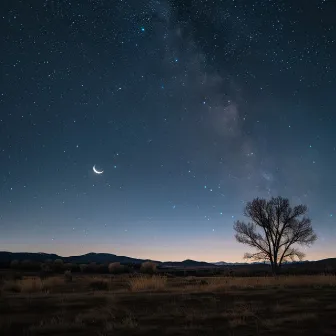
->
0;274;336;336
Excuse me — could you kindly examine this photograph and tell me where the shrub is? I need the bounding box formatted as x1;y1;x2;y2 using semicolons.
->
128;275;167;292
87;262;98;273
8;271;23;281
17;260;41;271
63;263;73;271
54;259;63;265
40;263;53;279
10;260;19;269
140;261;157;274
20;277;44;293
2;276;65;293
42;276;64;290
3;277;44;293
89;278;110;291
108;262;123;274
53;259;64;272
2;281;21;293
21;259;41;271
79;264;88;273
64;270;72;282
97;264;109;273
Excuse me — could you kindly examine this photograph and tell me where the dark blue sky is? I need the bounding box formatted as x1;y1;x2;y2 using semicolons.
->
1;0;335;261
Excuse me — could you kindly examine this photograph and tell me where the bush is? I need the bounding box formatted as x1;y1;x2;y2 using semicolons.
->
54;259;63;265
42;276;64;290
19;260;40;271
108;262;124;274
64;270;72;282
20;277;44;293
128;275;167;292
10;260;19;269
97;264;109;273
40;263;53;279
53;259;64;272
2;281;21;293
140;261;157;274
89;278;110;291
63;263;73;271
2;278;44;293
21;260;32;270
87;262;98;273
79;264;88;273
8;271;23;281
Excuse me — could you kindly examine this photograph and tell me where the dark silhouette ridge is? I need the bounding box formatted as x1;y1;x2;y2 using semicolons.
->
0;251;334;270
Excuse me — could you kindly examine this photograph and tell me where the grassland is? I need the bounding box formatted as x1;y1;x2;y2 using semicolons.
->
0;273;336;335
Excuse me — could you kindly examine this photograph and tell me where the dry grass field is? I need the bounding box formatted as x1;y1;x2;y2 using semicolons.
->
0;273;336;335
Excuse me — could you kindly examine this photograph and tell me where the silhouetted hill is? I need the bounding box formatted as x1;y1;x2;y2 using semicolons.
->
66;253;161;264
214;261;250;266
0;251;159;265
0;251;334;270
0;252;60;263
161;259;216;267
0;253;218;267
284;258;336;270
313;258;336;264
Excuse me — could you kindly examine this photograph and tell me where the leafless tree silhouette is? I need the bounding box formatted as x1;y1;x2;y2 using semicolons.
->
233;196;317;274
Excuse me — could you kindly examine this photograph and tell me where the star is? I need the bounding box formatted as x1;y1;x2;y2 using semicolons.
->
1;0;334;267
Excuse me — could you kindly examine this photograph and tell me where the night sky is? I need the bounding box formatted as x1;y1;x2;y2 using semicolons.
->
1;0;335;262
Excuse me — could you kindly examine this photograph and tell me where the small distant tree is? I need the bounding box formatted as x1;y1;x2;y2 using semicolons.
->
39;262;52;279
63;263;73;271
53;259;64;272
64;270;72;282
10;260;19;269
21;259;32;270
79;264;87;273
41;263;51;271
54;259;63;265
97;264;109;274
233;196;317;275
140;261;157;274
87;262;98;273
108;262;122;274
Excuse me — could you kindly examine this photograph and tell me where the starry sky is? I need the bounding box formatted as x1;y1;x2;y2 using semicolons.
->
1;0;335;262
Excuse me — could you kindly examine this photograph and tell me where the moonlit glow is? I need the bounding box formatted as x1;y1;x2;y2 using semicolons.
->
93;165;103;174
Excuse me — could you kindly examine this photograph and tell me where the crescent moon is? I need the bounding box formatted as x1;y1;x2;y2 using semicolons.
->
93;165;104;174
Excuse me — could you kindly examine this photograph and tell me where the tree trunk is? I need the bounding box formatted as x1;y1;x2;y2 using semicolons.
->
272;262;279;276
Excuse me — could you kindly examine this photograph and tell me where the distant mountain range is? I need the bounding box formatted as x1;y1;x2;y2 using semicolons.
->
0;251;334;269
0;251;159;265
214;261;250;266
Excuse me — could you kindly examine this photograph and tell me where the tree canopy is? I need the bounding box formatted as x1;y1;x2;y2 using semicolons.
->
233;196;317;274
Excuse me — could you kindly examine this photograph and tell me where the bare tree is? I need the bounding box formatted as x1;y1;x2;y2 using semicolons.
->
233;196;317;274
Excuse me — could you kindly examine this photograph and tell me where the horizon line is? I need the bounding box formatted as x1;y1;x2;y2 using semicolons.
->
1;250;332;264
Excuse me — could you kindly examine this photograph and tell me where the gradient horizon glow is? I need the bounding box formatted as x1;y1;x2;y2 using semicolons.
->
1;0;335;263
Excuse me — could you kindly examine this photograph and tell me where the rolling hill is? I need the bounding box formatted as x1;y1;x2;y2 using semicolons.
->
0;251;334;270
